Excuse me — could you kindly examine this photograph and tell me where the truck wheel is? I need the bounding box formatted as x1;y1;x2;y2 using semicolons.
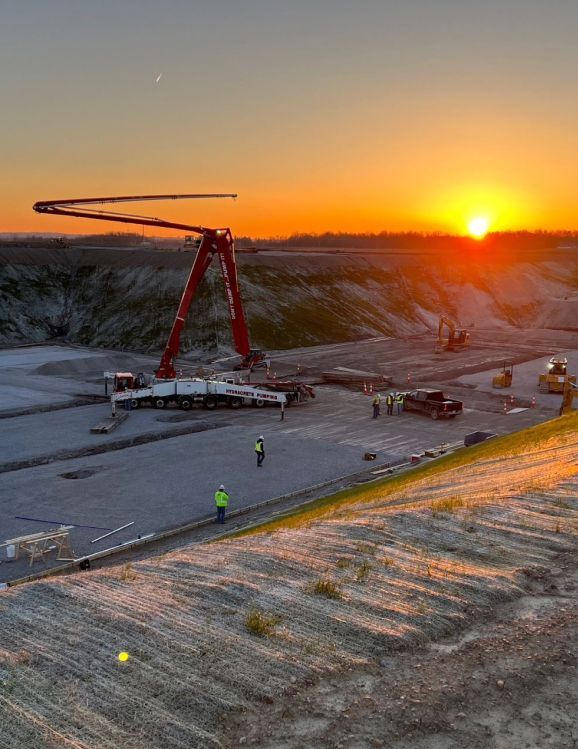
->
229;397;243;409
253;398;265;408
430;408;439;420
130;399;141;409
153;397;167;409
204;395;218;410
179;397;193;410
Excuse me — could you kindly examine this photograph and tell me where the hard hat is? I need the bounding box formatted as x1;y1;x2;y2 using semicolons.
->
259;435;264;440
219;484;225;490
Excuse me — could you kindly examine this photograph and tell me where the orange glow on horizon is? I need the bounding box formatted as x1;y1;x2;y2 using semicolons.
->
1;180;576;238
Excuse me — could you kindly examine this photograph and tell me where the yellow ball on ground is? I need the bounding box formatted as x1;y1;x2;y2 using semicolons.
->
118;651;129;662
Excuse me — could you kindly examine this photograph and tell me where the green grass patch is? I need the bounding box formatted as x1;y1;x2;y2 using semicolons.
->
355;542;377;555
245;609;281;637
119;562;137;581
355;561;373;582
230;413;578;538
431;496;465;517
312;578;343;599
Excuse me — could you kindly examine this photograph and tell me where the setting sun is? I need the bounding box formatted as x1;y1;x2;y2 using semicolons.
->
468;217;490;239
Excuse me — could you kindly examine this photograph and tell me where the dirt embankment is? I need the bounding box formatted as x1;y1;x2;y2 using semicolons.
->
1;246;577;352
0;419;576;748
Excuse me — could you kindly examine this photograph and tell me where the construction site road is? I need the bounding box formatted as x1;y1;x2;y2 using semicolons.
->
0;384;548;584
0;333;575;584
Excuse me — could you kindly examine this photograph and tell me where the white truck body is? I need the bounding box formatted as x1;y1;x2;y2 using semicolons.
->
109;376;286;408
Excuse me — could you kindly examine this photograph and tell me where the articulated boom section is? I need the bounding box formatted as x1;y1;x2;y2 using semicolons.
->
155;233;214;379
216;232;251;362
33;193;264;374
155;230;253;379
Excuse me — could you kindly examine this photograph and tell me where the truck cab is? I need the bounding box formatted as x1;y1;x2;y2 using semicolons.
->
108;372;148;392
403;389;463;419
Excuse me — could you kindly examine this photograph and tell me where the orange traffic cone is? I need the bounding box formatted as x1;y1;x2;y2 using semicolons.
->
531;396;536;408
503;401;508;414
363;382;367;394
369;383;373;394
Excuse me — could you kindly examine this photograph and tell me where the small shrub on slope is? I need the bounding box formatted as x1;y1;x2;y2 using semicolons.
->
313;578;343;599
245;609;281;637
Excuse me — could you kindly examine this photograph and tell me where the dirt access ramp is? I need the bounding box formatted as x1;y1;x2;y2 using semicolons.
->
0;416;576;749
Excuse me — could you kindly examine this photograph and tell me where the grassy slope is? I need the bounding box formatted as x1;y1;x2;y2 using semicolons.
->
0;415;576;749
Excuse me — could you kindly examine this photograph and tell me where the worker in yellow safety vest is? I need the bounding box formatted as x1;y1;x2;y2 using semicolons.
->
215;484;229;524
255;435;265;467
395;392;404;416
372;392;381;418
386;392;394;415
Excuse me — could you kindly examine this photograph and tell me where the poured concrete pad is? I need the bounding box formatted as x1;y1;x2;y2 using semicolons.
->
0;404;222;466
0;426;369;581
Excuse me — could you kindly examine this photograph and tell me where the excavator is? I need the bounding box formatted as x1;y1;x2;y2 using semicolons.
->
538;356;576;394
436;316;470;352
33;193;266;376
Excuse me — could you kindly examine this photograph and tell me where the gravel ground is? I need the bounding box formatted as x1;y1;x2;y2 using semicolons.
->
228;558;577;749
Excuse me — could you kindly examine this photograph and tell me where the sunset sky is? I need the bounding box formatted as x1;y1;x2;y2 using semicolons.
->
1;0;577;237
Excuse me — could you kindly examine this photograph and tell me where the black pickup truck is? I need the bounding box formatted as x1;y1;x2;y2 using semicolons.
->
402;389;463;420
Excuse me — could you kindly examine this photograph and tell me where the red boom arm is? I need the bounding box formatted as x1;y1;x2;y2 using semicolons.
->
33;193;256;378
155;229;251;378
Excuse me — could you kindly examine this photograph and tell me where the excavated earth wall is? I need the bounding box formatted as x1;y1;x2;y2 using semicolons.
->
1;246;577;354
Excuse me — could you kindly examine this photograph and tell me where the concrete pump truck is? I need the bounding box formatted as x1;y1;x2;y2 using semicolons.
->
33;194;314;411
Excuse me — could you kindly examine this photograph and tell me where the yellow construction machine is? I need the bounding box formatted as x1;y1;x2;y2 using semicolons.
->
538;356;576;394
559;380;577;415
492;361;513;388
436;316;470;352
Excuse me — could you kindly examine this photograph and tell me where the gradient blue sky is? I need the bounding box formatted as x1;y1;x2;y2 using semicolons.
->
1;0;577;235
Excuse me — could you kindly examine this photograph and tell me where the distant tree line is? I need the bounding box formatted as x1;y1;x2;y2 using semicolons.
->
237;230;578;251
3;229;576;252
74;232;146;246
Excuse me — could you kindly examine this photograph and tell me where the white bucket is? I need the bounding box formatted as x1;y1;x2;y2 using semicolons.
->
6;544;15;560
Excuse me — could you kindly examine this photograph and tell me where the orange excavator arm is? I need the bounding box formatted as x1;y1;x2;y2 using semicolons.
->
439;316;456;338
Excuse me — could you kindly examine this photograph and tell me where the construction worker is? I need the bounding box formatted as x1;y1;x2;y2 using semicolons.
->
386;392;394;416
395;391;404;415
372;392;381;418
255;435;265;467
215;484;229;524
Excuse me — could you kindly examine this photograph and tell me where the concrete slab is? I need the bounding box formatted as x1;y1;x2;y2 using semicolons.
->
0;425;371;582
0;404;223;466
